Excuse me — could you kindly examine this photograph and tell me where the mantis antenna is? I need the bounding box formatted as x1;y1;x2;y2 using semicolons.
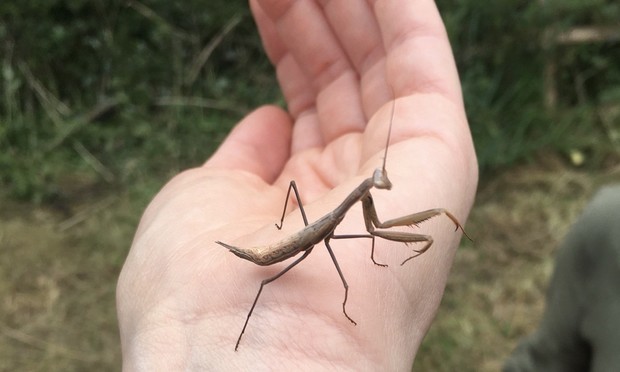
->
381;92;396;174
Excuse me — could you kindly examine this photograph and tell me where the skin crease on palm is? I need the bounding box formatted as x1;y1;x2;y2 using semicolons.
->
116;0;478;370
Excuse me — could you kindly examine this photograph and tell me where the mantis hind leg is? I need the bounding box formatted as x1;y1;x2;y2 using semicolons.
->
235;247;314;351
275;181;309;229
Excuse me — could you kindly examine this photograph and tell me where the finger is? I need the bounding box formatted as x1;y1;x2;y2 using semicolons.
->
250;0;322;151
250;0;316;117
374;0;464;107
256;0;352;90
205;105;292;183
251;1;324;151
315;0;391;118
255;0;367;145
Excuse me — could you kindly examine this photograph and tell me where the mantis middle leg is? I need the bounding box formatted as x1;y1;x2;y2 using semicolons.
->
275;181;308;229
331;234;388;267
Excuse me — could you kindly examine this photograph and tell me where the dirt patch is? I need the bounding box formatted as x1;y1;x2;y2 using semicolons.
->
0;192;140;371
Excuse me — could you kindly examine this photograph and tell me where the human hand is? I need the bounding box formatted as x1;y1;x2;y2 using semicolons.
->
117;0;478;370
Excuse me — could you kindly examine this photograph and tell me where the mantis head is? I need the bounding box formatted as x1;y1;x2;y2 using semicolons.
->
373;167;392;190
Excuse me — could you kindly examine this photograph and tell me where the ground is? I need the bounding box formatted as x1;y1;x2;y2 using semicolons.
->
1;152;618;371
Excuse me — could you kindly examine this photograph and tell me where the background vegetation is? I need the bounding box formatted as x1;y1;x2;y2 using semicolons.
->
1;0;618;370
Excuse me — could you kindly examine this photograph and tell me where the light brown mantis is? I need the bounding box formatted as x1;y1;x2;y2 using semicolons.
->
216;96;470;351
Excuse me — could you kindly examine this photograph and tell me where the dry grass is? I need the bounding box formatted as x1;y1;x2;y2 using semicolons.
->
0;190;142;371
0;154;618;371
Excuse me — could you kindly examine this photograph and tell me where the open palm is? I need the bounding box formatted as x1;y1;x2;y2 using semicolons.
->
117;0;478;370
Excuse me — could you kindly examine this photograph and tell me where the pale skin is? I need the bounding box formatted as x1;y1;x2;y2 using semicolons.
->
116;0;478;370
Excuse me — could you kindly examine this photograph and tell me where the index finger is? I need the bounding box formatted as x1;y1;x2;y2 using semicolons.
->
373;0;464;107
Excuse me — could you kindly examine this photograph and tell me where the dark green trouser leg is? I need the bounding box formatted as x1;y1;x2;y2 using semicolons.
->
503;185;620;372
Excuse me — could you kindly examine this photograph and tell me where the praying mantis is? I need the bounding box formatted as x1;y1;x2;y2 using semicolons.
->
216;96;470;351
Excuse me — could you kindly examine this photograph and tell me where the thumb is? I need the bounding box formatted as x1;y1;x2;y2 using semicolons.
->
205;105;292;183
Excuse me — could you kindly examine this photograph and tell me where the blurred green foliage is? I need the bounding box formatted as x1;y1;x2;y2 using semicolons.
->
0;0;279;202
439;0;620;169
1;0;619;202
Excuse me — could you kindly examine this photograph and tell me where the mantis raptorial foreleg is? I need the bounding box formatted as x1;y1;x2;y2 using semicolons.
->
362;193;470;265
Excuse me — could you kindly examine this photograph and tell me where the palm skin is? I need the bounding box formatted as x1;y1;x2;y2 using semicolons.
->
117;0;478;370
